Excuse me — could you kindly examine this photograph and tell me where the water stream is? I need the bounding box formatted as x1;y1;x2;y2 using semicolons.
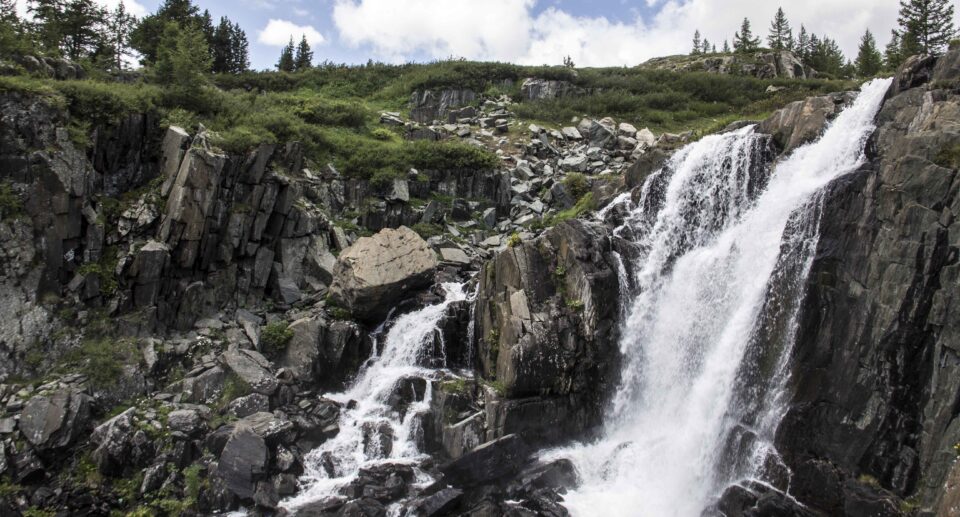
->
283;282;469;511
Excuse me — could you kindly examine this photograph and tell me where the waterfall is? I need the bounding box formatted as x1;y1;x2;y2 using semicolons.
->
551;78;892;517
282;282;469;511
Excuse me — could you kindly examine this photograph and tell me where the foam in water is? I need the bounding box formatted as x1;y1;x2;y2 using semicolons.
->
282;282;469;510
550;78;892;517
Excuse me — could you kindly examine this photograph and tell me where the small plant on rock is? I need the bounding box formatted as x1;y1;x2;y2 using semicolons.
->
260;321;293;356
507;232;522;247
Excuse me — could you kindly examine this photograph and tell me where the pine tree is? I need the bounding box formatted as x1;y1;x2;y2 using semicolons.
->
767;7;792;50
712;43;717;53
722;40;731;53
795;25;809;60
855;29;883;77
153;21;212;109
0;0;16;24
562;55;575;67
130;0;201;64
691;29;702;55
104;2;136;70
29;0;66;54
702;38;711;54
733;18;760;53
211;16;232;73
898;0;956;56
294;34;312;71
885;30;905;70
0;0;25;57
277;37;294;72
61;0;107;60
806;35;846;76
229;22;248;73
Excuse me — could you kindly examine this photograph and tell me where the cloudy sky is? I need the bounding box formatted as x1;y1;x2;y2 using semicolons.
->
19;0;903;70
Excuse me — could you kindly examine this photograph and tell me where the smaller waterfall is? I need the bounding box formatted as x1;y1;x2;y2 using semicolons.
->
283;283;468;510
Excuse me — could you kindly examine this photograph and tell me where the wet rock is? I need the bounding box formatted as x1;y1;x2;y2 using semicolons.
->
329;226;438;321
279;317;364;385
405;487;463;516
441;434;531;487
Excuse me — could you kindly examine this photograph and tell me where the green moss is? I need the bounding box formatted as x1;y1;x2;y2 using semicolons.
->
0;181;24;220
565;298;585;311
0;479;22;498
183;464;206;506
440;378;469;394
260;321;293;357
22;509;56;517
935;143;960;170
485;380;507;396
215;373;251;412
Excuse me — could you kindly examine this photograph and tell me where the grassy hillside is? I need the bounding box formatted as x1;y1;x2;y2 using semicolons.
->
0;58;855;180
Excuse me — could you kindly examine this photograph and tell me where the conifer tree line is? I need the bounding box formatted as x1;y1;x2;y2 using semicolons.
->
690;0;956;77
277;35;314;72
0;0;250;74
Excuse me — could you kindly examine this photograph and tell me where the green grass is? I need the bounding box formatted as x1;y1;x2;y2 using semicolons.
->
1;56;855;192
59;338;137;389
260;321;293;357
549;192;597;225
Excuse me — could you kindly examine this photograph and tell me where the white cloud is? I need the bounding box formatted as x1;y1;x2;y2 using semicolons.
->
331;0;900;66
332;0;535;62
258;19;326;47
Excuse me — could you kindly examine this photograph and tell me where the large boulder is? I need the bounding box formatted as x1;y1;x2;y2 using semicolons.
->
277;317;364;386
18;389;92;451
329;226;438;321
757;91;857;153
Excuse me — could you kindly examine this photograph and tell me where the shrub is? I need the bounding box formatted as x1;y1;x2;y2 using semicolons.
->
296;98;367;127
561;173;590;199
507;232;522;247
371;127;399;141
412;222;444;239
260;321;293;356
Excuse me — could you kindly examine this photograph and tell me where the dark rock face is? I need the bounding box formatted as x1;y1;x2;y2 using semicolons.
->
771;49;960;514
473;219;621;445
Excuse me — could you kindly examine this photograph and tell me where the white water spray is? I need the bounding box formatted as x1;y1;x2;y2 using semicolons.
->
552;78;891;517
283;283;469;510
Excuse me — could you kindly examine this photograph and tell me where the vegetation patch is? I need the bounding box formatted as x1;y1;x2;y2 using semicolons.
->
260;321;293;357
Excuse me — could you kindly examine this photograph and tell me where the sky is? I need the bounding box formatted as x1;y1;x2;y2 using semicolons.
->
17;0;905;70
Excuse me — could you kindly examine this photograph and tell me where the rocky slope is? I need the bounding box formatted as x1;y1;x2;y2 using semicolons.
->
0;47;957;517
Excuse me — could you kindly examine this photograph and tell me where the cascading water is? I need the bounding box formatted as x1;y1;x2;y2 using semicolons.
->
282;283;469;511
550;78;892;517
